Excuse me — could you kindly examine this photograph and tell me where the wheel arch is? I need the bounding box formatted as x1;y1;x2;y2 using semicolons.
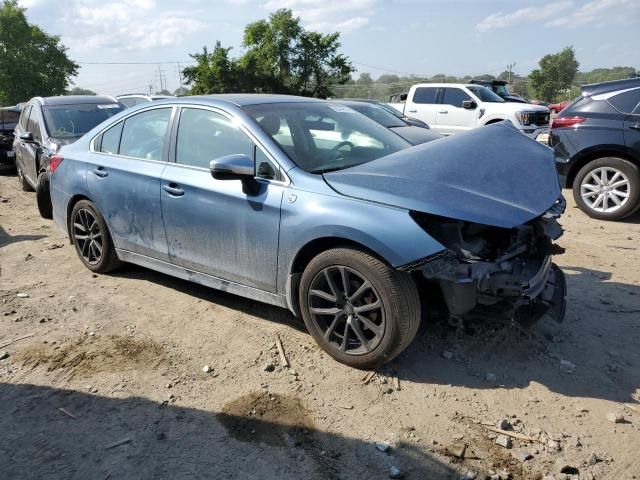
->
565;146;640;188
484;118;505;125
66;194;94;244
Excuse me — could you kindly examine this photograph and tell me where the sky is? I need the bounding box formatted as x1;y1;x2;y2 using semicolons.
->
19;0;640;96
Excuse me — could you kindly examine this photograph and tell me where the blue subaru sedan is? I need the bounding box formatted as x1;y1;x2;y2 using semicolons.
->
50;95;567;368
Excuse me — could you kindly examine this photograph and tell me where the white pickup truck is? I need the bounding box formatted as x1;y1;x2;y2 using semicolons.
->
388;83;550;140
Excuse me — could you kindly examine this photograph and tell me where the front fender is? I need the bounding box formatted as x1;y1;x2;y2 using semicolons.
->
276;187;446;294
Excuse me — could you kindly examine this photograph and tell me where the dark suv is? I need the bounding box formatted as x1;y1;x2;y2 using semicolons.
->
14;96;124;218
551;78;640;221
0;105;21;172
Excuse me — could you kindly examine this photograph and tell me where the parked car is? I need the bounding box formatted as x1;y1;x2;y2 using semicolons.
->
0;105;21;173
116;93;174;108
551;77;640;221
388;83;550;140
548;100;570;114
342;98;430;128
13;95;124;218
333;100;442;145
469;79;527;103
50;95;566;369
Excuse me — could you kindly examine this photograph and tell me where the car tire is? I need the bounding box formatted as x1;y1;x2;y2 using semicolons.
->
70;200;121;273
16;163;34;192
573;157;640;221
36;171;53;219
299;248;421;369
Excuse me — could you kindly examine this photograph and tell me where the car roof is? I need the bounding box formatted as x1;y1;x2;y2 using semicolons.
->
31;95;119;106
333;99;377;107
165;94;326;107
582;78;640;97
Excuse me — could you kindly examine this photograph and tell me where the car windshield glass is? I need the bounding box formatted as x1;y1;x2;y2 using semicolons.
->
43;103;124;138
494;84;511;96
467;85;505;103
344;103;407;128
244;102;411;174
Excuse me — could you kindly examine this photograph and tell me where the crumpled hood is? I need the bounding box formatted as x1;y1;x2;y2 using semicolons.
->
324;122;561;228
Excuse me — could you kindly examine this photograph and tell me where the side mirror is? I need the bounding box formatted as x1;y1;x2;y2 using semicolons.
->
462;100;477;110
210;154;260;196
19;132;35;143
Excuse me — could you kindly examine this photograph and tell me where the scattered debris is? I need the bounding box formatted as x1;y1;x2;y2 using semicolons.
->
547;439;561;451
263;362;275;372
275;334;289;368
484;426;541;443
16;293;29;298
496;419;512;430
445;443;466;459
338;405;353;410
58;408;77;419
105;437;132;449
441;350;453;360
0;351;9;360
0;332;35;349
464;471;477;480
624;403;639;413
558;465;579;475
361;371;376;385
587;452;599;466
510;449;533;462
388;465;404;479
47;243;64;250
606;412;625;423
495;434;512;449
376;441;391;453
202;365;212;373
156;432;166;441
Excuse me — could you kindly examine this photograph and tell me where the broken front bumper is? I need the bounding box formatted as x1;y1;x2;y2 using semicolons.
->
419;255;567;324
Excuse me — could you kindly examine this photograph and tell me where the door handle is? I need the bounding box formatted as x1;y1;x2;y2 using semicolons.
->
630;123;640;131
91;167;108;178
162;183;184;197
438;110;448;114
407;109;417;113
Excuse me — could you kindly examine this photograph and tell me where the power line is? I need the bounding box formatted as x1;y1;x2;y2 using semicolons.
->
77;60;195;65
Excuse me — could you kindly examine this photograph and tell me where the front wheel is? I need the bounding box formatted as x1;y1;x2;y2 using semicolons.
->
573;157;640;221
70;200;121;273
299;248;421;369
36;172;53;219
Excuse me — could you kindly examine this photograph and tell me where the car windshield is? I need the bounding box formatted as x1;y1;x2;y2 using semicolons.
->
467;85;505;103
244;102;411;174
43;103;124;138
494;84;511;97
342;103;407;128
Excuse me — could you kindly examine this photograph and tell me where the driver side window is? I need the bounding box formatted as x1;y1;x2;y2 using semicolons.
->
118;108;172;161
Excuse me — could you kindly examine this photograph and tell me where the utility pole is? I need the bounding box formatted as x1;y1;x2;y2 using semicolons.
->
177;62;183;94
507;62;516;83
156;65;166;92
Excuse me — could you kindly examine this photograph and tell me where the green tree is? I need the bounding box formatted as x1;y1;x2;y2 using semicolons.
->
182;41;237;94
174;86;190;96
529;46;579;102
67;87;96;95
0;0;78;105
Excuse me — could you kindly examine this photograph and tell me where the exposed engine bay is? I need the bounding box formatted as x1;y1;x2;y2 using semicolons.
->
405;197;567;324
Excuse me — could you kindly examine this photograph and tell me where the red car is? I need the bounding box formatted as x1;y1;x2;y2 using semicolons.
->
548;100;570;114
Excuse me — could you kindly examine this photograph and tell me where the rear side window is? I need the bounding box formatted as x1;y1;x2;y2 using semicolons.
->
412;87;438;104
442;88;472;108
119;108;171;161
99;122;124;154
607;88;640;114
569;97;617;115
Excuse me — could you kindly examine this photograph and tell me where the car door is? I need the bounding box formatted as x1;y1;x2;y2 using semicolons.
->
608;88;640;154
405;87;440;131
160;106;284;292
86;106;173;261
437;87;477;135
13;105;31;174
22;105;43;184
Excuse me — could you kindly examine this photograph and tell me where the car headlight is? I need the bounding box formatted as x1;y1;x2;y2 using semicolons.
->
515;111;536;126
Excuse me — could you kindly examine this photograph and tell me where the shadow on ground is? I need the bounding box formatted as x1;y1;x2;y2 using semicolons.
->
0;225;47;248
0;383;459;480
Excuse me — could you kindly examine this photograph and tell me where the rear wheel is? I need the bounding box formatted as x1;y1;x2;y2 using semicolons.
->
70;200;121;273
299;248;421;369
36;171;53;219
16;163;33;191
573;157;640;221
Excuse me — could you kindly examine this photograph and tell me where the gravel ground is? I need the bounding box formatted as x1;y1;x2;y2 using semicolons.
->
1;172;639;480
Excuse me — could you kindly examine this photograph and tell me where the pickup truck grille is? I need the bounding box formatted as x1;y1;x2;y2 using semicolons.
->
534;112;550;126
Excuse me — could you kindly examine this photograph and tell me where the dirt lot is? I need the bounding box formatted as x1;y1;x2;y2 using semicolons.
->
1;173;639;480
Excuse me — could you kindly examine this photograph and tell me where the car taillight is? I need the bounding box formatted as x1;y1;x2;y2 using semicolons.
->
551;116;586;129
50;154;63;174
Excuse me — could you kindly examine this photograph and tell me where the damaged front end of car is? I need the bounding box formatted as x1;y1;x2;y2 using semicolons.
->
402;196;567;325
